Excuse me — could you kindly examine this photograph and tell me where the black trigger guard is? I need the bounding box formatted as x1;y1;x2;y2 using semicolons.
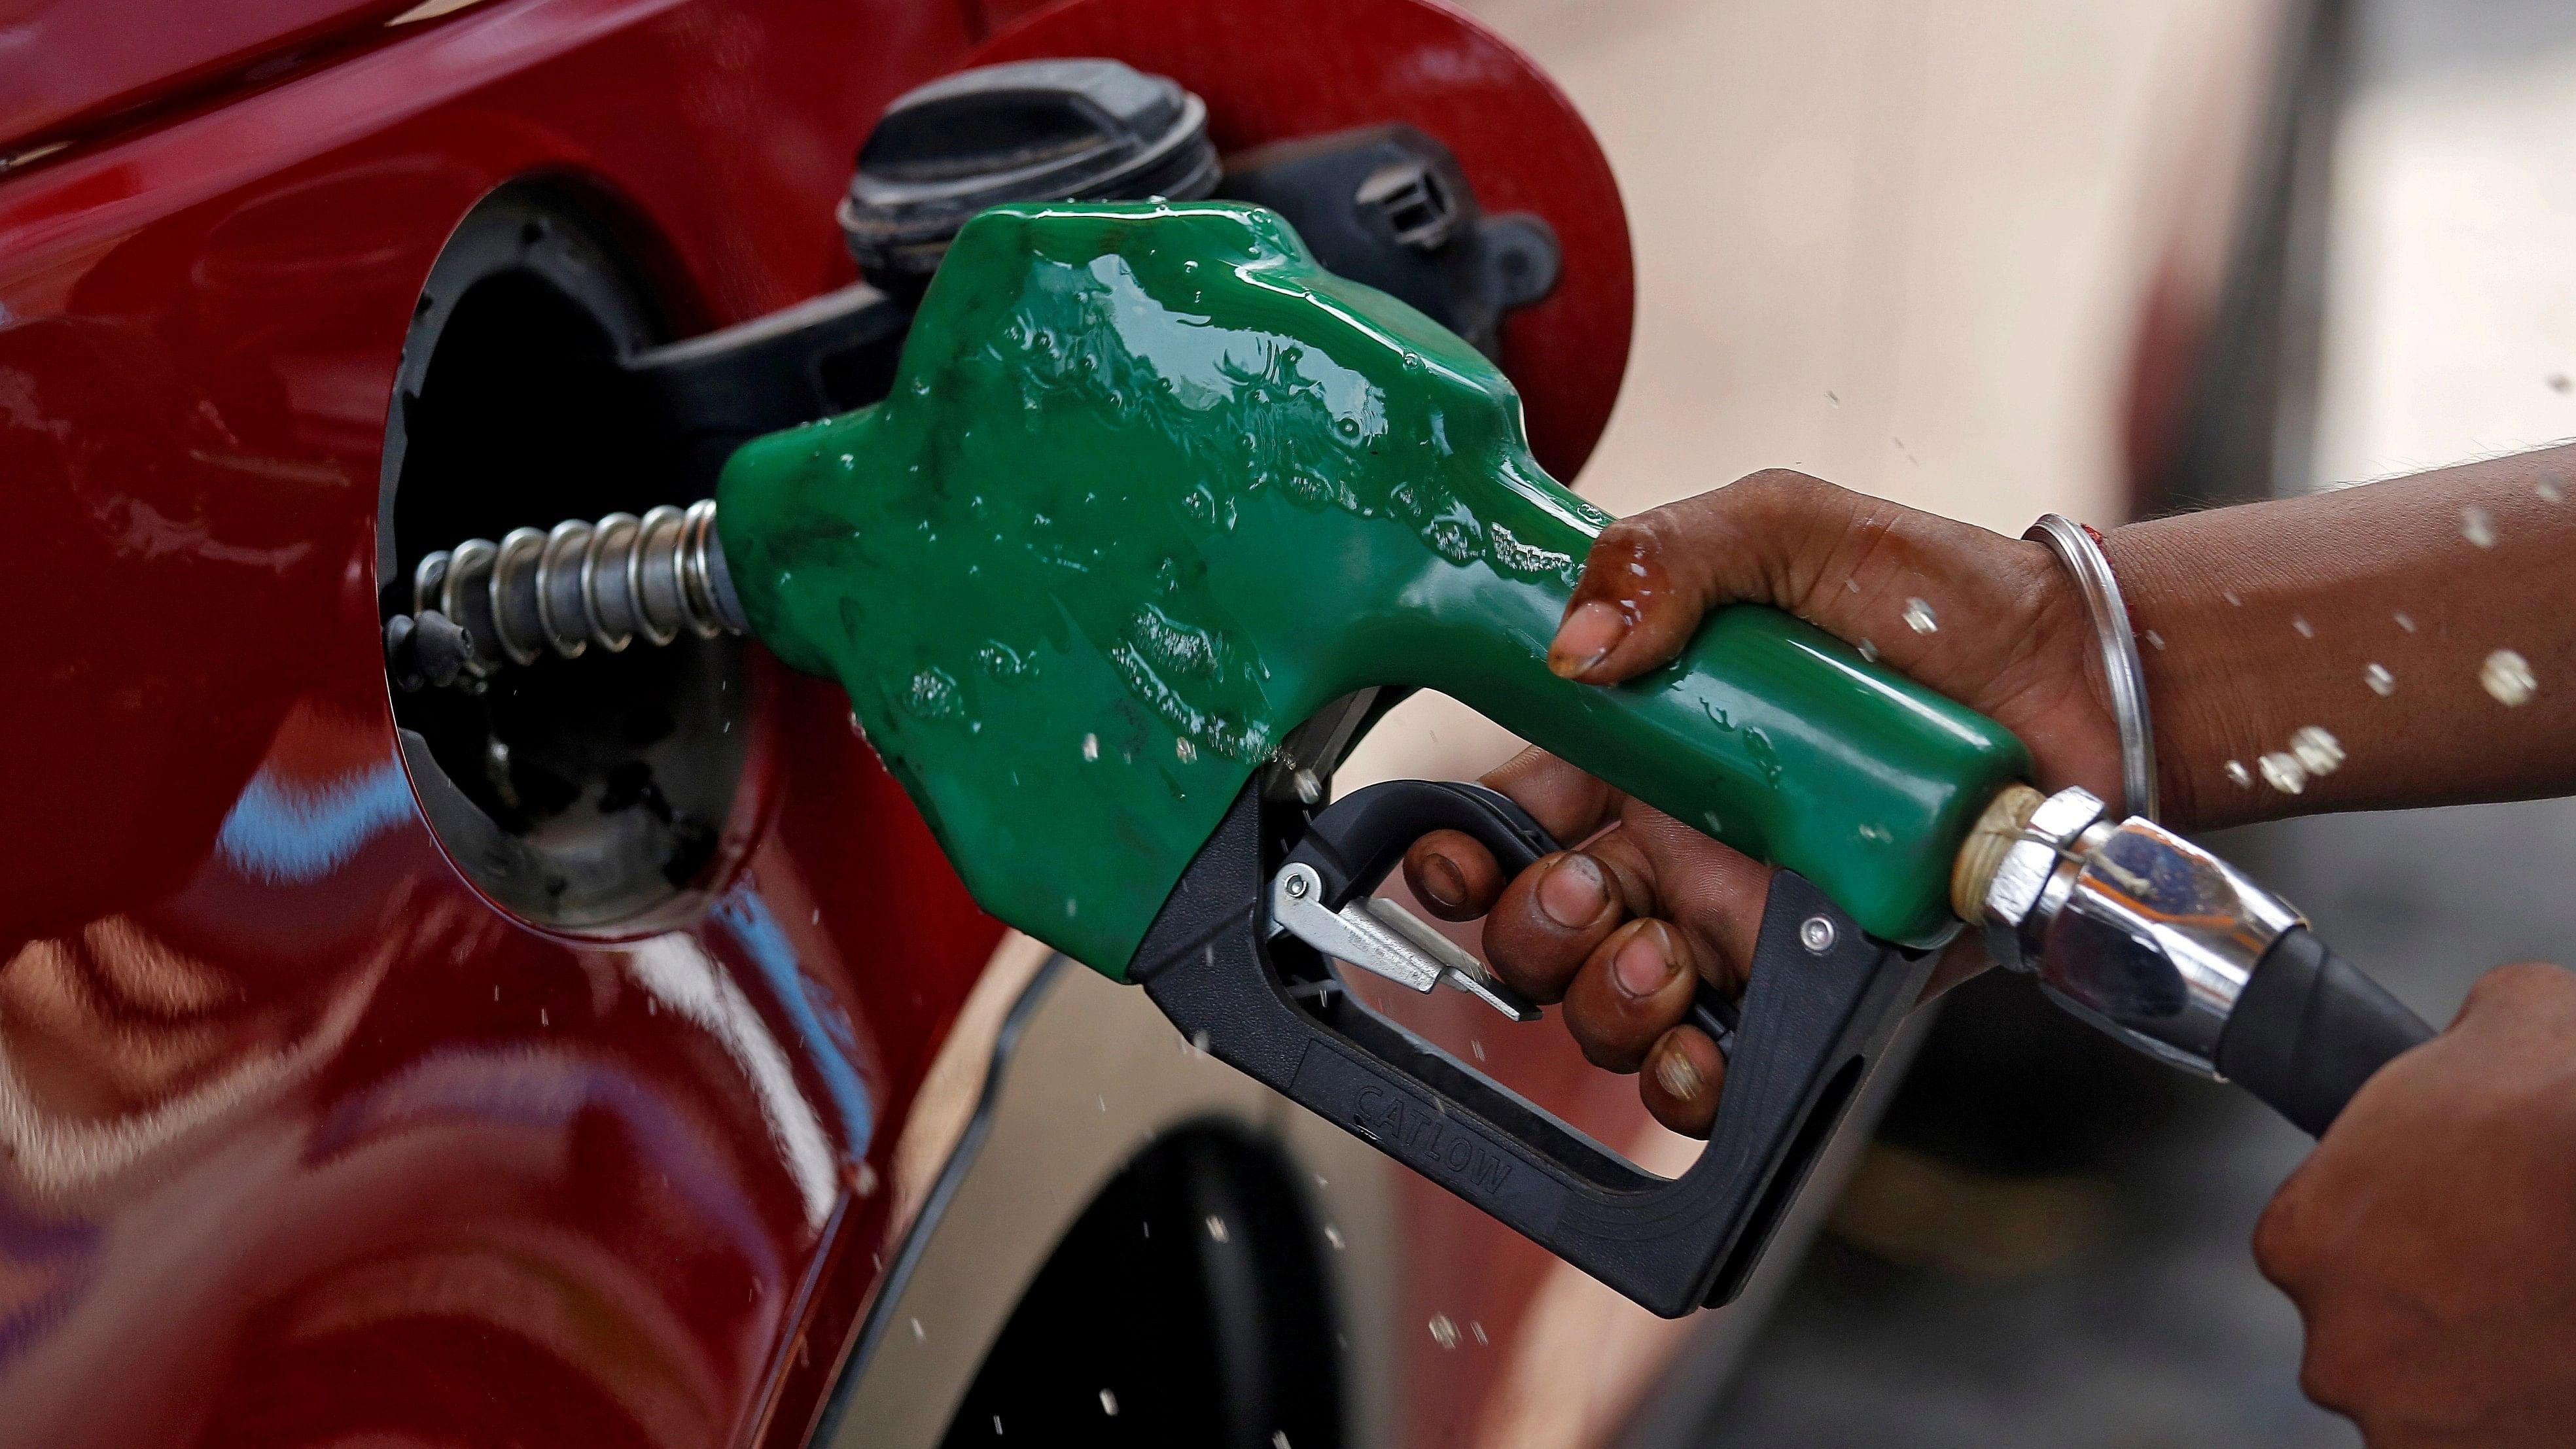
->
1283;778;1552;908
1131;781;1936;1317
1283;779;1740;1052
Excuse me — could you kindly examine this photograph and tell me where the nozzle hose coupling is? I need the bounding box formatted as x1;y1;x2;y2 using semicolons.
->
1949;782;2046;922
391;499;747;690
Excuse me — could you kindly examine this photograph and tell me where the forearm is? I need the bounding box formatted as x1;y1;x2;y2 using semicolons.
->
2108;446;2576;830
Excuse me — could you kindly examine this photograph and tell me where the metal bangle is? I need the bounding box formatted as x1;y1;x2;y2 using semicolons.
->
2025;514;2158;820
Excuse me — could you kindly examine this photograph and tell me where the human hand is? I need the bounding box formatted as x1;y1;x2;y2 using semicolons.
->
2254;961;2576;1446
1401;470;2121;1134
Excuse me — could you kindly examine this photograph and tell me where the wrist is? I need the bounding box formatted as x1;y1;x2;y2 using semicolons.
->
2058;457;2576;830
2100;516;2310;833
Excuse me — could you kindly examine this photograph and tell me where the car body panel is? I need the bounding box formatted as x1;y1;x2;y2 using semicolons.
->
0;0;1734;1445
0;3;1006;1445
4;0;403;156
819;936;1405;1448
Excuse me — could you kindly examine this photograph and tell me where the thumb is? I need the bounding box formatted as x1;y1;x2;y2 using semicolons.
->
1547;470;1882;684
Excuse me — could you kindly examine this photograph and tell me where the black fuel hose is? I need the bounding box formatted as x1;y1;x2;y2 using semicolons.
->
2214;926;2437;1136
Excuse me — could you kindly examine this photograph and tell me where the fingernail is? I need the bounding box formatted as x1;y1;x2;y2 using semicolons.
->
1419;853;1468;911
1654;1045;1703;1102
1536;853;1608;928
1611;927;1678;998
1549;600;1628;678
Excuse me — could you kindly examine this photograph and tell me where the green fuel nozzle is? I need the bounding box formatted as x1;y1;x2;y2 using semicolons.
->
394;200;2030;962
718;200;2029;971
385;200;2440;1312
390;201;2042;1315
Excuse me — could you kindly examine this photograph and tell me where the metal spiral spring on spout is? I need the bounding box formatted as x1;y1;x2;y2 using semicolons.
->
387;499;749;691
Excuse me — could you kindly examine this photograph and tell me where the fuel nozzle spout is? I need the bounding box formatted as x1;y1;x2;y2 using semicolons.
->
385;498;747;692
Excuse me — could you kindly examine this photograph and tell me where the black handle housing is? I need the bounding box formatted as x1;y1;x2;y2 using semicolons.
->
1132;781;1929;1317
2214;925;2435;1136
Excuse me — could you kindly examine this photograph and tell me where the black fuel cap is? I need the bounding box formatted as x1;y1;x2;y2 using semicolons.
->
840;58;1221;291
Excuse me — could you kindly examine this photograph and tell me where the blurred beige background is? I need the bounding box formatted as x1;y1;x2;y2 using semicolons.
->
2314;2;2576;483
1472;0;2279;530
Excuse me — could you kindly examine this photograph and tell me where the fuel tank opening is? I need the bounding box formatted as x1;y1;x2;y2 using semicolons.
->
379;183;747;930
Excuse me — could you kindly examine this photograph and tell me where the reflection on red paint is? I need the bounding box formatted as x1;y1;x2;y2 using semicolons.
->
0;3;999;1445
0;1;1646;1444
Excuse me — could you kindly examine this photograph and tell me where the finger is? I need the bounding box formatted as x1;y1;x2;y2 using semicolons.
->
2251;1166;2328;1297
1560;918;1704;1072
1642;1026;1725;1137
1403;829;1502;920
1579;809;1773;996
1480;850;1626;1003
2455;960;2576;1031
1405;746;1620;924
1547;471;2067;708
1480;746;1625;845
1549;470;1873;684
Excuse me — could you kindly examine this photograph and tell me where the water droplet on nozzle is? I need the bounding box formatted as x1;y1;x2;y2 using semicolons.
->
1903;597;1937;635
2223;759;2252;788
1428;1313;1460;1349
2365;663;2395;696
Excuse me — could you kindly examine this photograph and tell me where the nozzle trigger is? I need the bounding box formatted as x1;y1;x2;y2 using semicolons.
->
1269;860;1538;1021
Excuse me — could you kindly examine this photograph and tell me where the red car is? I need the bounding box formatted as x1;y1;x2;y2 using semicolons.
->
0;0;1717;1443
0;0;2299;1442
